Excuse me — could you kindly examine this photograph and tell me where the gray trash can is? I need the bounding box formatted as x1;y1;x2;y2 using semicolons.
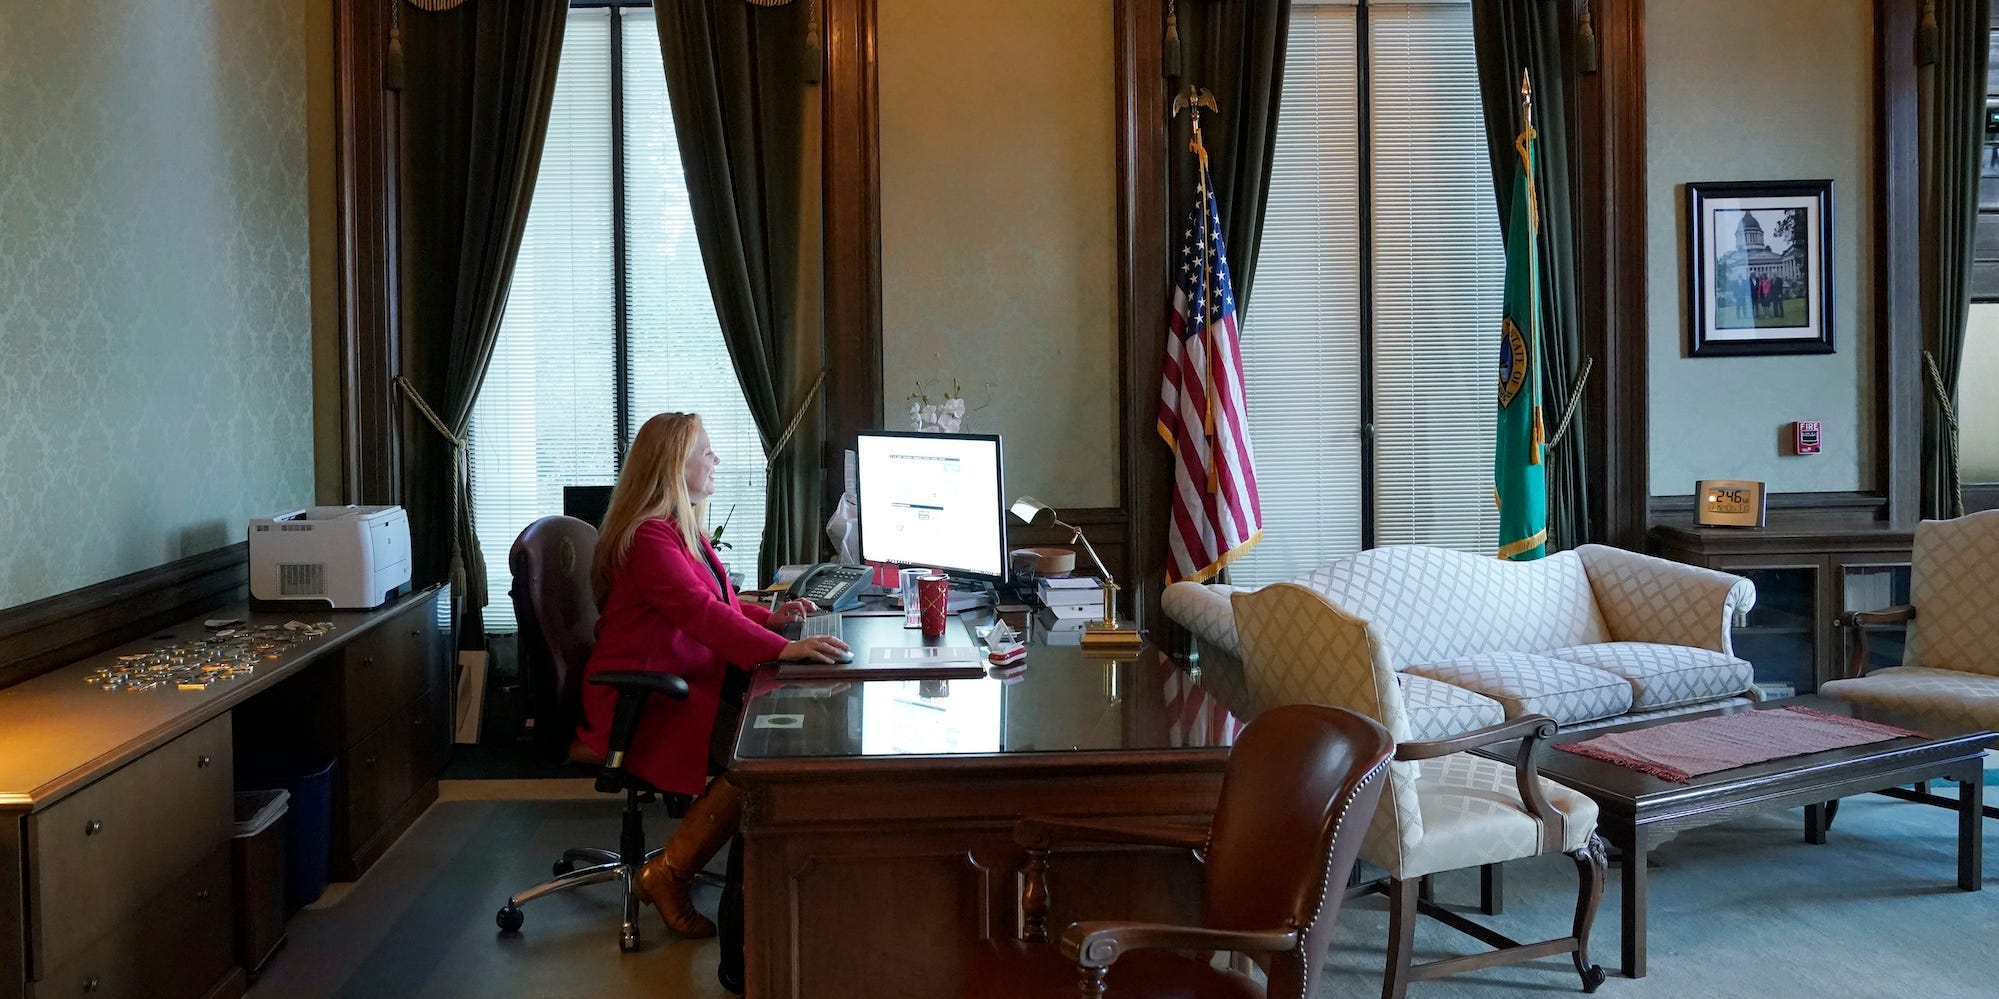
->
232;788;290;975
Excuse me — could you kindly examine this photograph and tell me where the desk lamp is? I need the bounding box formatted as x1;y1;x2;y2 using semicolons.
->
1009;496;1143;652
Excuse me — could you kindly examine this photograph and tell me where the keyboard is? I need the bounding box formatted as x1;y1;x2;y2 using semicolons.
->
778;612;854;663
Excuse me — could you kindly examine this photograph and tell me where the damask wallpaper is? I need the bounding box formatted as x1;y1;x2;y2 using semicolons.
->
0;1;315;609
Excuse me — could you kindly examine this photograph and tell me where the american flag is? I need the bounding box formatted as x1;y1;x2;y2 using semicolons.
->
1158;150;1262;584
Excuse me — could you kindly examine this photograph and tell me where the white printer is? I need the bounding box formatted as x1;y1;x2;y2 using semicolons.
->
249;506;412;609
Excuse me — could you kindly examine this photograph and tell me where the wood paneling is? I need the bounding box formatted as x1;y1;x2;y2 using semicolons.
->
1878;0;1922;527
0;545;247;693
1117;0;1173;633
821;0;883;498
1580;0;1651;549
333;0;404;506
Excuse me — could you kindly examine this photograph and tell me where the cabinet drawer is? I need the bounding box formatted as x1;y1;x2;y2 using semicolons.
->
340;685;445;854
30;845;233;999
343;599;438;740
26;715;232;971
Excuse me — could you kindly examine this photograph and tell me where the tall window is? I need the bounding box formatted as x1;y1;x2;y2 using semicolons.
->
1234;0;1502;585
470;5;767;631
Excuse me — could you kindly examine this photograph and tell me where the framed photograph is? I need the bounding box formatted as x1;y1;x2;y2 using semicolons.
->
1685;180;1834;356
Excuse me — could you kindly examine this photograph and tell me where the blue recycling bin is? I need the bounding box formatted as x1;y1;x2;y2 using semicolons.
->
239;756;336;911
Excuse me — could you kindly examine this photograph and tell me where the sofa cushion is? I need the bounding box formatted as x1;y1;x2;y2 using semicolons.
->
1404;652;1632;726
1542;642;1753;711
1294;547;1609;669
1397;674;1507;742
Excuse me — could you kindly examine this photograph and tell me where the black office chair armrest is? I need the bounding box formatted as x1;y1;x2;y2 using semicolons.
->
588;671;690;793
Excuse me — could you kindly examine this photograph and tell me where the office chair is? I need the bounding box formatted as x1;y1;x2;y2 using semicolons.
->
495;515;711;952
961;704;1394;998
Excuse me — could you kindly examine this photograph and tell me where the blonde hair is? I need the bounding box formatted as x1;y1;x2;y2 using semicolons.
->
593;412;709;605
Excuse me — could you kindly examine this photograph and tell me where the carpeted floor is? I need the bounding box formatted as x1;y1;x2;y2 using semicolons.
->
247;786;1997;998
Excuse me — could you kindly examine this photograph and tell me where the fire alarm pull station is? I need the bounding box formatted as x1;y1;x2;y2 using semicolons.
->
1793;421;1822;455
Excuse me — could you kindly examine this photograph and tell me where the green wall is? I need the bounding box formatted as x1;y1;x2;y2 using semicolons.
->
0;1;324;609
1646;0;1874;497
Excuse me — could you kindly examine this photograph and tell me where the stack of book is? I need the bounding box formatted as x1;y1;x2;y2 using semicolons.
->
1036;575;1105;622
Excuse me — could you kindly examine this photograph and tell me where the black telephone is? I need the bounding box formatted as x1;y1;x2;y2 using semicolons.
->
787;563;873;612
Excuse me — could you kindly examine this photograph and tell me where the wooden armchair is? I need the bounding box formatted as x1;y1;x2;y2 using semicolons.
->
1231;583;1607;999
962;704;1394;998
1823;509;1999;819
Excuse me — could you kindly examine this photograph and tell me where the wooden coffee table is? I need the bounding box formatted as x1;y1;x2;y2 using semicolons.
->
1475;695;1990;979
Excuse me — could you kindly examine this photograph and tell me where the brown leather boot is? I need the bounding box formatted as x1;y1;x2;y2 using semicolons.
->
636;778;742;938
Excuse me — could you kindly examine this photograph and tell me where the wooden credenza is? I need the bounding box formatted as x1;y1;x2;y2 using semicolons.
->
0;586;451;999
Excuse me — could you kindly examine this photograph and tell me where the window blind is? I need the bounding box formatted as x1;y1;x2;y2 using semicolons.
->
1231;2;1363;587
1235;0;1502;583
620;10;768;584
1368;1;1502;553
469;9;617;632
468;7;768;631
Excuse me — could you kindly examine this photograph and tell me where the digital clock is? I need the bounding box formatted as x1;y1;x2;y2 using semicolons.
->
1695;479;1767;528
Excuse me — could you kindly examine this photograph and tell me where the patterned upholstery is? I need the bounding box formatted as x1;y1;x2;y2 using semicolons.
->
1401;753;1600;879
1231;583;1599;881
1542;642;1755;711
1562;696;1757;734
1404;653;1632;725
1821;667;1999;735
1576;544;1755;655
1904;511;1999;677
1294;547;1609;668
1164;546;1758;741
1398;674;1507;741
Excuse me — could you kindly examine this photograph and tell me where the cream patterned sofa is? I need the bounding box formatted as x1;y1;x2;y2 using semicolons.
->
1164;544;1761;740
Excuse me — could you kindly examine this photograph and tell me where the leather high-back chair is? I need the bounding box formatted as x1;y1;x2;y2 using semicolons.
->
966;704;1394;998
495;515;695;953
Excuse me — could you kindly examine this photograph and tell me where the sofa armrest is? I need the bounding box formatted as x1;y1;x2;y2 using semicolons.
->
1576;544;1757;654
1163;581;1244;660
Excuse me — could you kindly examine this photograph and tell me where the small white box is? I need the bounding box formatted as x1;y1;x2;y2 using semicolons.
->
249;506;412;609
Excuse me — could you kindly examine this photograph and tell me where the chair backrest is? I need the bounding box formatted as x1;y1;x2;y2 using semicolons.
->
511;516;602;759
1230;582;1426;878
1291;546;1608;669
1907;509;1999;676
1202;704;1392;996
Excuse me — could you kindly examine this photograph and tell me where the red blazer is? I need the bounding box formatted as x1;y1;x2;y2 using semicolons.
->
577;517;786;795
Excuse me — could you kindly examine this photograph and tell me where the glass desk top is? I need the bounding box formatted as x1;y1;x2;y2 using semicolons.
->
733;613;1238;761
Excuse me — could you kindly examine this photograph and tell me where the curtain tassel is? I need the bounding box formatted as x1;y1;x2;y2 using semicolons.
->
803;0;822;84
1165;4;1183;80
1544;356;1593;452
1577;1;1599;75
1917;0;1939;67
384;0;405;91
1923;349;1963;517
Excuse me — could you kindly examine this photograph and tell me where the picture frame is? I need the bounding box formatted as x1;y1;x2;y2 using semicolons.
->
1685;179;1834;357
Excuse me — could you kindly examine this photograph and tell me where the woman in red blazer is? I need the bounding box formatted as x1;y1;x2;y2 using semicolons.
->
577;412;847;938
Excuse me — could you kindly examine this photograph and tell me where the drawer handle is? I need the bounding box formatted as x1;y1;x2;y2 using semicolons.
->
85;819;103;836
362;656;375;668
83;977;100;993
365;756;378;766
197;754;212;769
195;888;211;901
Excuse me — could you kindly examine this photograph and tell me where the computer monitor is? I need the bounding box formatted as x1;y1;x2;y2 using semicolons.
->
562;485;614;529
856;431;1008;581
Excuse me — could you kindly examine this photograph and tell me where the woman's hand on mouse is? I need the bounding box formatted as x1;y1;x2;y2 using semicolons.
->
780;635;849;663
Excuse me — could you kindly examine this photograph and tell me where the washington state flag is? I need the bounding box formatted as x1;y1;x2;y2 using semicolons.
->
1495;108;1547;561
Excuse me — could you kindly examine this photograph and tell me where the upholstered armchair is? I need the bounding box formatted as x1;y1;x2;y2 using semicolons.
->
1822;509;1999;818
1231;583;1606;999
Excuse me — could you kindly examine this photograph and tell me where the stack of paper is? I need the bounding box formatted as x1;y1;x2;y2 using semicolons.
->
1036;576;1104;620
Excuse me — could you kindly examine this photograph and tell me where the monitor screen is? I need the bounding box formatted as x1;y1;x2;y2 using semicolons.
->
856;431;1008;580
562;485;614;529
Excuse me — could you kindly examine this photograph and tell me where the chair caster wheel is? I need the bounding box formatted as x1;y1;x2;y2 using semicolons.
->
553;859;574;876
497;905;524;933
620;929;641;952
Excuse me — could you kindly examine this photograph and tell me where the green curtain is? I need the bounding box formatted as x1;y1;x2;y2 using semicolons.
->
1472;0;1591;550
1169;0;1290;315
1923;0;1988;520
656;0;819;587
400;0;568;640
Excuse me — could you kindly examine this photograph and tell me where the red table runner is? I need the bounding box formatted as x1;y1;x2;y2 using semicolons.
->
1554;705;1924;783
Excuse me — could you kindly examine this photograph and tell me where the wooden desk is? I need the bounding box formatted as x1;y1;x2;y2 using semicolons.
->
0;586;450;999
731;614;1236;999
